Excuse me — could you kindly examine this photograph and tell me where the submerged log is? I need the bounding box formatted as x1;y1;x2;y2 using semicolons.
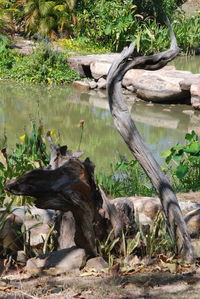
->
107;20;194;261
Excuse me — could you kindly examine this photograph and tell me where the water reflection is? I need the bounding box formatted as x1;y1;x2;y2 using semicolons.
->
170;56;200;74
0;76;200;172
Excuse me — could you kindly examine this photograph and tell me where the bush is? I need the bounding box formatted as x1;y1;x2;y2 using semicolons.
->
0;42;80;84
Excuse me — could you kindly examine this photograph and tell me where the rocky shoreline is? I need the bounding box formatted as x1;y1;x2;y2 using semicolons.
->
68;54;200;110
12;36;200;109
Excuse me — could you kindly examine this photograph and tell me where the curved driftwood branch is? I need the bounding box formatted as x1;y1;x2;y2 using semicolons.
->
107;24;194;261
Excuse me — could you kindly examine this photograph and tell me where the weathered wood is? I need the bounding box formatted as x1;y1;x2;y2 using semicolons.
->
107;21;194;261
5;143;124;256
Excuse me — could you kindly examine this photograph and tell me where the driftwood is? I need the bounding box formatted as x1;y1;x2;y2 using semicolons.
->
107;20;194;261
5;134;127;256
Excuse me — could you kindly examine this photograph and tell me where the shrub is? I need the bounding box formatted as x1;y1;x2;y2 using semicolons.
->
0;42;80;84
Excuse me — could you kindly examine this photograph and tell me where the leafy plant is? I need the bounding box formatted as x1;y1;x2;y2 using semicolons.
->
137;212;177;258
0;41;80;84
161;130;200;192
0;123;50;206
97;157;155;198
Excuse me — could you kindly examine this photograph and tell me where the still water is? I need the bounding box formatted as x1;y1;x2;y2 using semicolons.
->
0;56;200;173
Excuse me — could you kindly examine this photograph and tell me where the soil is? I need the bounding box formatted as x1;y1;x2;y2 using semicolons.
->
1;264;200;299
181;0;200;14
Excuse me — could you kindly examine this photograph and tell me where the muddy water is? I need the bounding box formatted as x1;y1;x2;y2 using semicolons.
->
0;56;200;172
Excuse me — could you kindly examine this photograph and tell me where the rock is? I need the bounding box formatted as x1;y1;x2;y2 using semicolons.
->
24;220;51;247
192;239;200;257
130;197;162;219
72;80;90;90
90;61;111;79
0;206;55;251
184;209;200;237
15;250;27;266
68;54;119;77
112;198;135;232
123;69;194;103
97;78;107;89
26;247;86;275
88;81;97;89
179;76;200;91
0;213;23;251
179;202;200;216
191;83;200;109
85;256;108;271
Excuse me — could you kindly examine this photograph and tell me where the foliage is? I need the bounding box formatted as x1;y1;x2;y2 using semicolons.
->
0;41;80;84
137;212;177;258
0;123;49;206
161;130;200;192
97;157;156;198
57;36;111;55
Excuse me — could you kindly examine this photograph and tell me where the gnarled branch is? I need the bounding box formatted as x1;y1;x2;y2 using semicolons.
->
107;22;194;261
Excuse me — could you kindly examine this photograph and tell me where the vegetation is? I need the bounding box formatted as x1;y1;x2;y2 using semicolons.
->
97;157;156;198
0;0;199;57
0;123;50;206
0;40;80;83
162;130;200;192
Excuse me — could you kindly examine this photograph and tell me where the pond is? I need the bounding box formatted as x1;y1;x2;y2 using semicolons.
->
0;56;200;173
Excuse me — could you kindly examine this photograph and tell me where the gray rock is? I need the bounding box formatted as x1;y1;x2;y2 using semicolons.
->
192;239;200;257
90;61;111;79
88;81;97;89
85;256;108;271
26;247;86;275
123;69;193;103
184;209;200;237
97;78;107;89
68;54;119;77
24;220;51;247
191;83;200;110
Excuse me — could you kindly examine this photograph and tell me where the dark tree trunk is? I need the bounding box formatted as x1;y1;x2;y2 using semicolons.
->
107;21;194;262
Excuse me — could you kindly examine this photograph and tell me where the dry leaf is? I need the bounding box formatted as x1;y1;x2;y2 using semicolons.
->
186;280;198;285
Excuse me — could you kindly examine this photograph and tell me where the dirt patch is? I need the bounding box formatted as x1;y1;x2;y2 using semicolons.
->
177;191;200;204
1;263;200;299
182;0;200;15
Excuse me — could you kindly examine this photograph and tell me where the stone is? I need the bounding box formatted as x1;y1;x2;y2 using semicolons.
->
184;209;200;237
130;197;162;219
68;53;119;77
112;198;135;232
97;78;107;89
0;213;23;251
24;220;51;247
179;202;200;216
191;83;200;110
26;247;86;275
16;250;27;266
88;81;97;89
179;76;200;91
72;80;90;90
85;256;108;271
192;239;200;257
90;61;111;79
0;206;55;251
123;69;193;103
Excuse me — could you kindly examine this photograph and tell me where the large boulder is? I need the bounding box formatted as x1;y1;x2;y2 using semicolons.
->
122;68;192;103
